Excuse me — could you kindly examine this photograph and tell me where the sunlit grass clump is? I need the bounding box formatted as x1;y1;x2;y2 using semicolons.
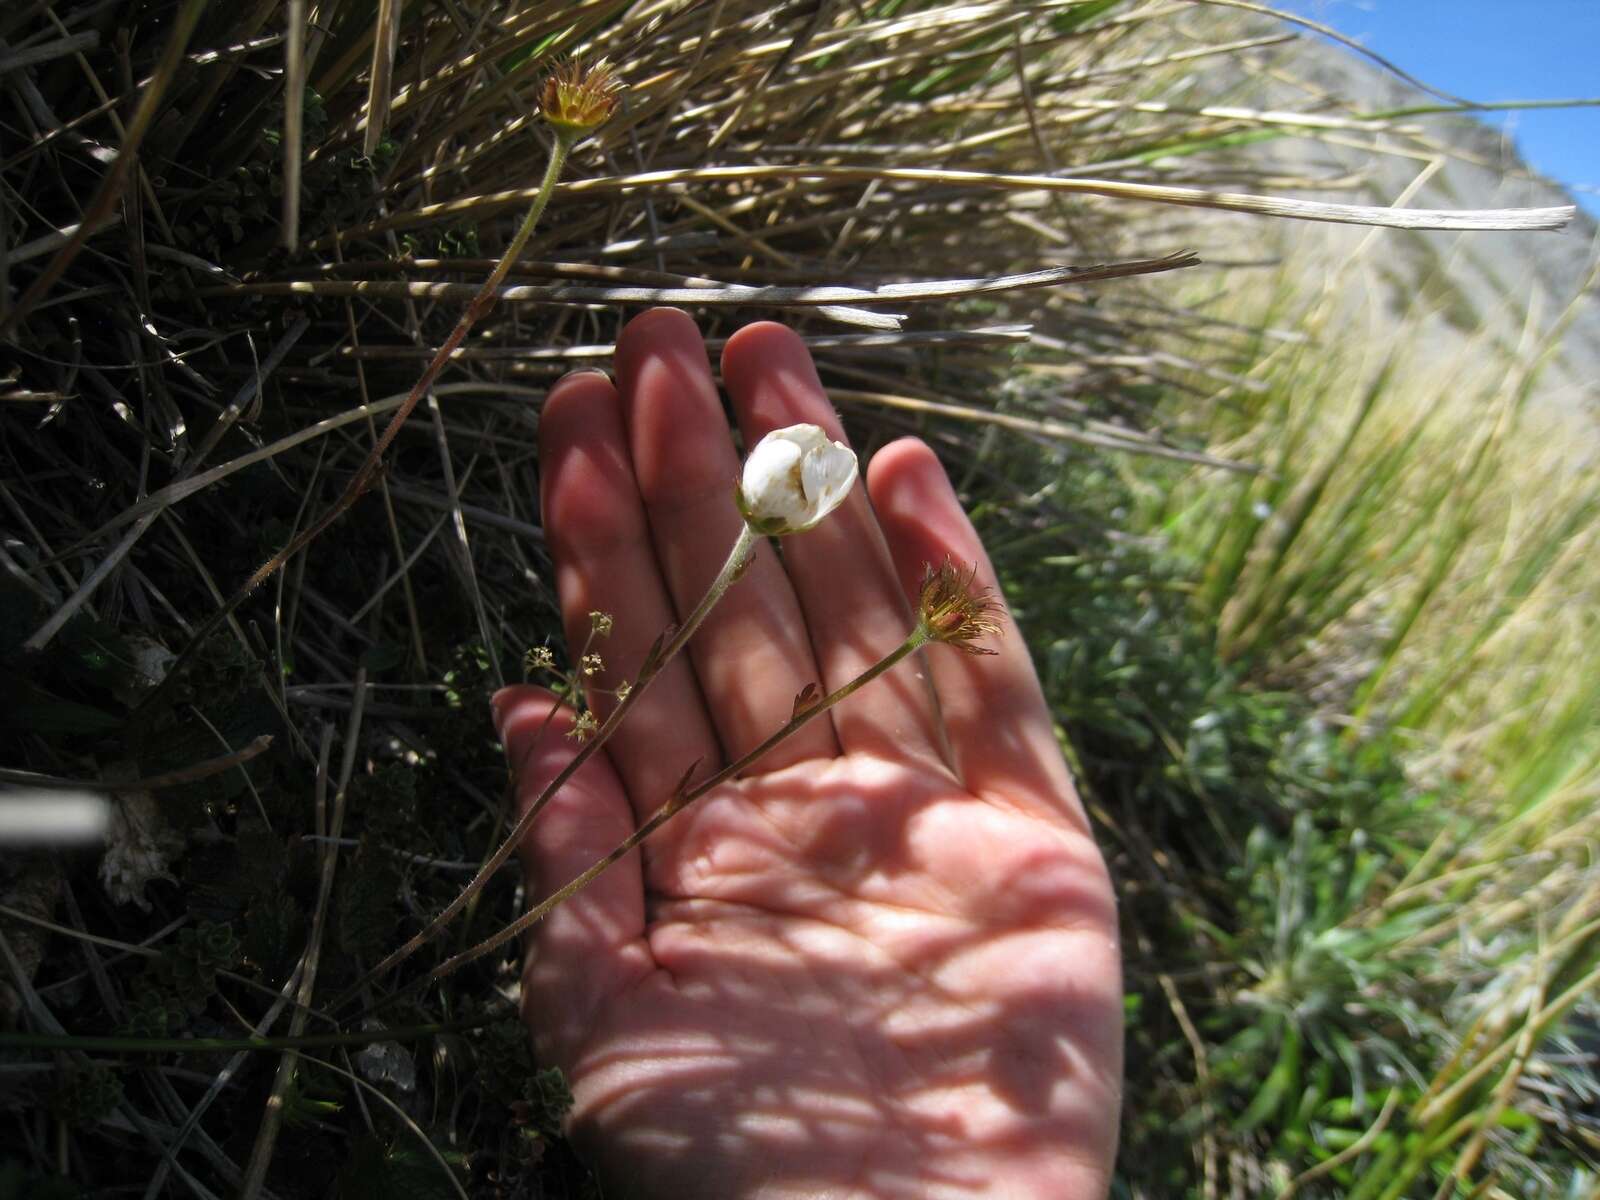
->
1120;240;1600;1195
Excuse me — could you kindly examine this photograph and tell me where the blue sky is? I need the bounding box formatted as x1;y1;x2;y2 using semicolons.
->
1276;1;1600;216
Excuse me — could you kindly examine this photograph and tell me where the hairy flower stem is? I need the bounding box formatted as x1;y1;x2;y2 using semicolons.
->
133;132;577;724
334;522;759;1010
373;625;932;1013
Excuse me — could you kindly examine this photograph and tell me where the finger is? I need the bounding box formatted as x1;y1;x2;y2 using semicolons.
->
539;368;721;819
866;438;1089;831
492;686;655;1071
721;321;943;766
614;308;838;769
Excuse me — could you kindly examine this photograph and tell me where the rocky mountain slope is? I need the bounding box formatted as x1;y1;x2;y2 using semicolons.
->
1184;21;1599;416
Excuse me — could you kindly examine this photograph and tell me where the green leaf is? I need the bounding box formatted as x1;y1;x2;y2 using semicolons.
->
1050;0;1120;34
1236;1019;1301;1133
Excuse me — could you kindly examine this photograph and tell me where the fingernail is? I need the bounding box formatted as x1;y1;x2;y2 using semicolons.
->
626;305;689;331
555;367;611;386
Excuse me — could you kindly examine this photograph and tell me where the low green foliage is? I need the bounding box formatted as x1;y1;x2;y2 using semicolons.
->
989;455;1456;1195
471;1019;575;1137
1030;257;1600;1194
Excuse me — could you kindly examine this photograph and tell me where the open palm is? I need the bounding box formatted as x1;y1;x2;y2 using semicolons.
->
493;310;1122;1198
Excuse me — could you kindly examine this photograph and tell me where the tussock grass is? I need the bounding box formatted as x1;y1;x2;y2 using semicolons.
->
0;0;1591;1196
1127;229;1600;1195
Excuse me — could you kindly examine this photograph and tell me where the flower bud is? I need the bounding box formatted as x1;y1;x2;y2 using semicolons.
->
737;423;858;535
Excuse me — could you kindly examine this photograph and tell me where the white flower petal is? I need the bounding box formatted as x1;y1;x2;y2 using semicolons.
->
740;422;859;533
742;437;804;524
801;441;857;517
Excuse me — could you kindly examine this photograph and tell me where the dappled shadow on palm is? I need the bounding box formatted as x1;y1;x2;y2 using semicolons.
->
523;754;1120;1198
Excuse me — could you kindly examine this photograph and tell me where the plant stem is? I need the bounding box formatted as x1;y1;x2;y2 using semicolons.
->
391;626;932;1006
333;521;760;1008
132;132;577;724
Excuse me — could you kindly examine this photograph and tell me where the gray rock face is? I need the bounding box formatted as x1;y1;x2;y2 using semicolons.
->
1180;25;1598;415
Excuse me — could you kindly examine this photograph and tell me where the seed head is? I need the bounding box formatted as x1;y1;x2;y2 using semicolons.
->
589;611;614;638
916;560;1003;655
524;646;556;673
540;59;621;137
567;710;599;742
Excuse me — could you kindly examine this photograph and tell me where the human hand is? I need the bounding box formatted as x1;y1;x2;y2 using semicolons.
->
492;309;1122;1198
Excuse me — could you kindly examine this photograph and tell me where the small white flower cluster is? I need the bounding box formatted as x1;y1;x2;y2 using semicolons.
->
738;424;858;535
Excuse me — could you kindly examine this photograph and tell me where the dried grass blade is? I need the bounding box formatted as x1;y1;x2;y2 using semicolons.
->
0;31;98;73
830;386;1258;471
212;279;900;329
1191;0;1472;104
335;324;1034;362
336;167;1571;242
282;0;307;250
24;316;310;651
208;256;1197;327
236;720;343;1199
0;0;208;335
361;0;401;158
75;383;542;543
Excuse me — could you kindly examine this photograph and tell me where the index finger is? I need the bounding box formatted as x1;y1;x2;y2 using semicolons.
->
538;369;724;819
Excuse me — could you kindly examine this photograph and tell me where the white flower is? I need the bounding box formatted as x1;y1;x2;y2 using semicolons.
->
738;424;858;534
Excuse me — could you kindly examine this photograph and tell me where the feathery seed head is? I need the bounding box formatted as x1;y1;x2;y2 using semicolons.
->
917;560;1003;654
540;59;621;137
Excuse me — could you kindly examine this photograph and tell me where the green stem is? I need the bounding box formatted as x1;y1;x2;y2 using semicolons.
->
473;131;572;314
334;521;760;1008
133;133;577;725
395;626;932;1004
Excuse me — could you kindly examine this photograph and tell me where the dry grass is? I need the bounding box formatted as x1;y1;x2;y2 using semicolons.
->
0;0;1589;1196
